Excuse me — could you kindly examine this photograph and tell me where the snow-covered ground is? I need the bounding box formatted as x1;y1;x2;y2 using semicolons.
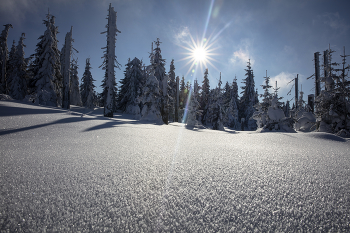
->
1;100;349;232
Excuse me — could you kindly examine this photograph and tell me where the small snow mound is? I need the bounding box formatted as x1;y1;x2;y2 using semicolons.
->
0;94;13;100
295;112;316;132
336;129;350;138
306;132;347;142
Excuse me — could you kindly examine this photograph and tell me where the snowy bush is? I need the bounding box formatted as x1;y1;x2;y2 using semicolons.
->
253;96;295;132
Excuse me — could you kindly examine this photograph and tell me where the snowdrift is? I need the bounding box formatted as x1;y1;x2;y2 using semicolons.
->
1;100;349;232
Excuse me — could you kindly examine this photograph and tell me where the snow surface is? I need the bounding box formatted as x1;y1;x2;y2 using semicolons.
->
1;100;350;232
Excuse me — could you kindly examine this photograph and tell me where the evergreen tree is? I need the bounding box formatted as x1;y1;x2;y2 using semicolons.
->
179;75;186;109
33;13;62;107
141;69;162;123
153;38;168;124
6;40;17;95
200;68;210;124
101;4;121;117
117;57;143;116
69;58;82;106
240;59;257;130
80;58;95;109
8;34;28;100
0;24;12;94
207;88;225;130
260;71;273;111
168;59;176;121
222;81;239;128
186;86;202;127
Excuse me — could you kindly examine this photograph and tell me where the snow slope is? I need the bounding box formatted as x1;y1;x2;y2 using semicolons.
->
1;100;349;232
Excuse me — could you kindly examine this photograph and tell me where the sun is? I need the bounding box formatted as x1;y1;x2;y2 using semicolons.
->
177;35;219;78
193;47;207;62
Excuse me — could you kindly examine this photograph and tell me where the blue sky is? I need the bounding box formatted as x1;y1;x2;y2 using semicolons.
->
1;0;350;103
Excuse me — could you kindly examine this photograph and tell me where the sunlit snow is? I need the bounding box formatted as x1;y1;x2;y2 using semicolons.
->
0;100;349;232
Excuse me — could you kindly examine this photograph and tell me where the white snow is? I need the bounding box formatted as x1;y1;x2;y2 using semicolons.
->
1;100;349;232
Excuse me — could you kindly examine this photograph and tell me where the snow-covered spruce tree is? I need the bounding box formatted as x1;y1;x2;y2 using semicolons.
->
80;58;95;109
207;87;225;130
222;80;239;129
140;68;162;123
69;58;82;106
179;75;186;109
186;86;202;127
240;59;257;130
0;24;12;94
200;68;210;124
60;27;73;109
6;40;17;95
117;57;143;117
153;38;169;124
260;71;273;112
100;4;121;117
168;59;177;121
33;13;62;107
8;34;28;100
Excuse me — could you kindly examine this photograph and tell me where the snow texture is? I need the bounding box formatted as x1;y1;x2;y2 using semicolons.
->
1;100;349;232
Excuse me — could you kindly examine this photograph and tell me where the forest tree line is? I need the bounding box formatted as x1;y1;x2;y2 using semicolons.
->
0;4;349;135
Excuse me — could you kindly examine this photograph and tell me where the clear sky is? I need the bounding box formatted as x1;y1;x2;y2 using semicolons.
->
1;0;350;103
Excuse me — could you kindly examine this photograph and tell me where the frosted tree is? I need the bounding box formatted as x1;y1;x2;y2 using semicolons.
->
179;75;186;109
223;81;239;129
101;4;121;117
33;13;62;107
0;24;12;94
260;71;273;111
117;57;143;117
168;59;177;121
69;58;82;106
186;86;202;127
61;27;73;109
200;68;210;124
8;34;28;100
141;68;162;123
153;38;168;124
6;40;17;95
240;59;257;130
80;58;95;109
207;88;225;130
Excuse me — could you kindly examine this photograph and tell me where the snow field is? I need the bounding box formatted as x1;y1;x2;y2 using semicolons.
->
1;101;349;232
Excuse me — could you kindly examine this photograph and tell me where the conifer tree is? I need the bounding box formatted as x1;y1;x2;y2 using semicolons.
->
80;58;95;109
101;4;121;117
0;24;12;94
141;69;162;123
8;34;28;100
152;38;168;124
69;58;82;106
117;57;143;116
168;59;176;121
207;87;225;130
6;40;17;95
179;75;186;109
186;86;202;127
33;13;62;107
200;68;210;124
240;59;257;130
260;71;273;111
